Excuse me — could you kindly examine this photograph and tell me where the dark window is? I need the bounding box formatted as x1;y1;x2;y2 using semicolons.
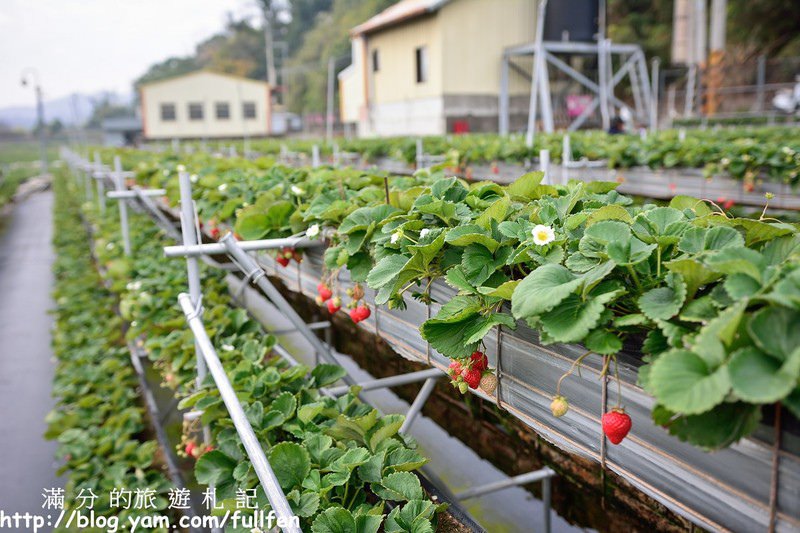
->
160;103;176;121
242;101;257;119
372;49;380;72
415;46;428;83
215;102;230;120
188;102;204;121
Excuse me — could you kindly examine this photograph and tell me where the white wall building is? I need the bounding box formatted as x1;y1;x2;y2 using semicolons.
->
140;71;271;140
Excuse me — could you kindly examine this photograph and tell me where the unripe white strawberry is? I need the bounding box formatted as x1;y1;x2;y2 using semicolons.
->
550;395;569;418
479;373;497;395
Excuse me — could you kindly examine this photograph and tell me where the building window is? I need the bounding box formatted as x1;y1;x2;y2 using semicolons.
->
160;103;176;121
188;102;204;121
215;102;230;120
415;46;428;83
372;49;380;72
242;102;257;119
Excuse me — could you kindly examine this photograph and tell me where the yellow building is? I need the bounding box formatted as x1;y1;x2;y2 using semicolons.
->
140;71;271;140
339;0;536;137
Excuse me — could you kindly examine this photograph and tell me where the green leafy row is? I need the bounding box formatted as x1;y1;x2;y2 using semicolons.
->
187;127;800;185
48;172;172;526
113;148;800;450
77;169;445;532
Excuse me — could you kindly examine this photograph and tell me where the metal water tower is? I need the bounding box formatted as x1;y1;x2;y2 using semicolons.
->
543;0;600;42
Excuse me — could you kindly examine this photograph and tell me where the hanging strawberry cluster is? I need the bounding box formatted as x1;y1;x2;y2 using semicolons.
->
447;351;497;395
276;246;302;267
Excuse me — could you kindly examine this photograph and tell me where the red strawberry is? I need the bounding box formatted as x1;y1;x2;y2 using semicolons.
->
462;368;481;389
491;162;499;175
355;305;371;321
276;256;290;267
602;408;632;445
716;196;727;205
317;283;332;302
744;182;755;193
668;183;677;193
349;307;362;323
470;351;488;372
724;199;735;210
326;297;341;314
448;360;463;377
184;441;196;457
210;227;220;239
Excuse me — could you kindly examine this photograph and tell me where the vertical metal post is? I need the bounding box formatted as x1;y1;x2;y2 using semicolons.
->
650;57;660;133
754;54;766;112
499;54;510;135
84;162;93;201
178;170;209;402
542;475;552;533
561;135;570;185
526;0;548;148
312;145;320;168
35;85;48;175
684;64;696;116
539;149;550;185
94;152;106;215
333;142;340;167
326;56;335;144
598;39;611;132
416;138;424;168
113;156;131;256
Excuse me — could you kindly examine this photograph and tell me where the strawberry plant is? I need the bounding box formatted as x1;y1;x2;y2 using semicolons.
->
104;147;800;451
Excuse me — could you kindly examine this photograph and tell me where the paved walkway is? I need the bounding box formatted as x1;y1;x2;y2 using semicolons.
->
0;190;61;518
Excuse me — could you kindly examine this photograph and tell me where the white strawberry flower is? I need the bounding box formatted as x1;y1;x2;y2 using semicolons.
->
217;183;227;191
306;224;320;238
390;230;404;244
291;185;306;196
532;224;555;246
190;174;199;183
222;344;235;352
177;164;186;172
419;228;430;238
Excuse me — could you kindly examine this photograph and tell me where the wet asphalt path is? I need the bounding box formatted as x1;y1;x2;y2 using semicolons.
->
0;190;61;519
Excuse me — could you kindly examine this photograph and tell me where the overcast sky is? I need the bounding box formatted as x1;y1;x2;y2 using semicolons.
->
0;0;259;108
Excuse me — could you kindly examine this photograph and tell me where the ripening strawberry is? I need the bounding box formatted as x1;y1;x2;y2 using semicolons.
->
315;295;325;306
326;297;341;314
349;307;362;323
724;199;735;210
317;283;333;302
276;256;290;267
602;408;632;445
462;368;482;389
355;305;370;321
292;250;303;263
470;351;488;372
184;441;196;457
491;162;499;175
448;360;463;377
210;227;220;239
550;395;569;417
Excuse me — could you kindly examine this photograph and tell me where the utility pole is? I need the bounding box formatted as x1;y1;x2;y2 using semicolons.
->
263;3;277;88
705;0;727;115
21;68;47;175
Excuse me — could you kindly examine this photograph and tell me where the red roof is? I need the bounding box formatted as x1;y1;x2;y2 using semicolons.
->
351;0;452;36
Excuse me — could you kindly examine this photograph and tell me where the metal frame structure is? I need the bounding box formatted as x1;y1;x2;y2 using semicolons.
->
62;149;558;533
499;27;652;141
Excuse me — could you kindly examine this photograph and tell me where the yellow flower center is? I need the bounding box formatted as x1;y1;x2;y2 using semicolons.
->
536;231;549;241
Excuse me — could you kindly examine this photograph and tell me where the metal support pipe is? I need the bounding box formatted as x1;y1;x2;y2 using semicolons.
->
107;189;166;199
131;186;180;239
164;235;323;258
312;145;320;168
416;138;424;169
539;149;550;185
525;0;548;147
399;377;438;433
326;368;442;397
220;233;356;386
650;57;660;133
271;321;331;335
561;135;571;185
113;156;132;256
499;54;510;135
178;171;208;392
454;467;556;501
178;294;300;533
